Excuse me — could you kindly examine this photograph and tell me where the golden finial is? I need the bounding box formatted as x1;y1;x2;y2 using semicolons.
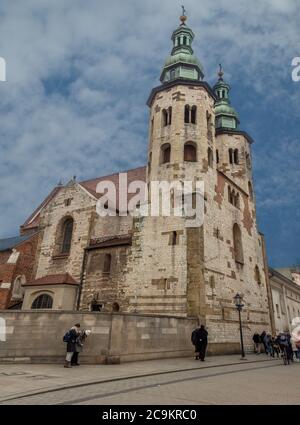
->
180;5;187;25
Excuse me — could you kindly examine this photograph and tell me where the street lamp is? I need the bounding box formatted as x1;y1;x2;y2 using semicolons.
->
234;293;246;359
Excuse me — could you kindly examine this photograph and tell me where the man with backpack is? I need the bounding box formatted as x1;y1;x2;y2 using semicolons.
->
63;323;81;368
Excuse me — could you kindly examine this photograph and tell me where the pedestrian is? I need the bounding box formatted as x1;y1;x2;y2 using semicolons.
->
63;323;81;368
265;333;273;357
252;332;261;354
272;334;280;358
191;327;200;360
71;329;91;366
260;331;267;354
197;325;208;361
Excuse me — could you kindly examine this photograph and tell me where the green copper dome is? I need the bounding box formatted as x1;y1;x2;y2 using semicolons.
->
163;52;204;69
160;13;204;84
213;65;239;130
214;102;239;118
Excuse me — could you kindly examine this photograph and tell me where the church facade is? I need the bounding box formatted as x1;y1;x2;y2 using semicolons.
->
15;14;273;351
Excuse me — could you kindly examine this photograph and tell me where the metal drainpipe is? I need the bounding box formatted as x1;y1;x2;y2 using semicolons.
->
76;248;88;310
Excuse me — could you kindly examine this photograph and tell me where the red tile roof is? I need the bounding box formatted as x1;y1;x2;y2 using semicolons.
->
24;273;78;287
80;166;146;211
21;166;146;231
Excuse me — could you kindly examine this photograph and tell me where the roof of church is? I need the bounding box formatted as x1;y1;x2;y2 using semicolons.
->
20;166;146;232
24;273;78;287
0;233;35;252
80;166;146;200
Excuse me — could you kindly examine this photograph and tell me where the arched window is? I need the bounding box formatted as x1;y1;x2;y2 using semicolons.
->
162;108;172;126
229;148;233;164
184;105;190;123
246;153;251;169
162;109;168;127
255;265;261;285
191;106;197;124
235;193;240;209
31;294;53;309
168;107;172;125
206;112;213;142
233;223;244;264
161;143;171;164
234;149;239;164
12;275;26;299
183;36;187;45
216;149;219;164
61;218;73;254
148;152;152;175
103;254;112;274
228;186;232;204
184;142;197;162
112;302;120;312
248;181;253;200
208;147;213;167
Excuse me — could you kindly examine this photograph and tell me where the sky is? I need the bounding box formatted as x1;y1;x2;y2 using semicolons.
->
0;0;299;267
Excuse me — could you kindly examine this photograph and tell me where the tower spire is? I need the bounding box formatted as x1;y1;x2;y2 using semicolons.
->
213;65;239;130
160;11;204;83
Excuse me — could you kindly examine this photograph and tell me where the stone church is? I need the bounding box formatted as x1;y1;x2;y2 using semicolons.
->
2;14;273;350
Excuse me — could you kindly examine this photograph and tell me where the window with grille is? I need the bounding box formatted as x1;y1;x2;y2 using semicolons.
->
31;294;53;309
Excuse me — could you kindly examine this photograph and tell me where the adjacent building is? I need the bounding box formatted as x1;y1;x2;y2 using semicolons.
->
269;267;300;333
0;233;38;309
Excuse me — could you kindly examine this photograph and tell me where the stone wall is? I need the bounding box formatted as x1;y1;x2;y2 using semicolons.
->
0;311;203;364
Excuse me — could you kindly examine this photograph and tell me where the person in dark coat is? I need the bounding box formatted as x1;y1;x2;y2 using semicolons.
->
64;323;80;368
197;325;208;361
252;332;261;354
260;331;267;354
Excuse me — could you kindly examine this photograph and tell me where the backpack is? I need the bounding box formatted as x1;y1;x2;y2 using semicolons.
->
63;330;71;343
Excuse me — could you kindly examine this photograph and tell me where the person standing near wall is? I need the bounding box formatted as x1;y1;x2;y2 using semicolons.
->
252;332;261;354
191;325;208;362
197;325;208;361
63;323;81;368
71;329;91;366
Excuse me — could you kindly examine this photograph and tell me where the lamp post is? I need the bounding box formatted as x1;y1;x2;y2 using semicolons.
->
234;293;246;359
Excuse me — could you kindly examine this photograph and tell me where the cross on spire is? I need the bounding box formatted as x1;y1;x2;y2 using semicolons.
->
180;5;187;25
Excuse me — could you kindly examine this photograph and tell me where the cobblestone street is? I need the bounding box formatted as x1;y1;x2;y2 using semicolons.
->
0;355;299;405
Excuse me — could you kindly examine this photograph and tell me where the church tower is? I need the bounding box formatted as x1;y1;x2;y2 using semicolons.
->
126;10;273;351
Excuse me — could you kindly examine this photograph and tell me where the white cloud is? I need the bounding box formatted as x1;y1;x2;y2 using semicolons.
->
0;0;299;252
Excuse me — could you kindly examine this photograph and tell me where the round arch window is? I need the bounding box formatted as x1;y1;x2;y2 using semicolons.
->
31;294;53;309
112;302;120;312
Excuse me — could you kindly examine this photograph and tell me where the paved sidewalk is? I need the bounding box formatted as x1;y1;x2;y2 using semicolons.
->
0;354;278;402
